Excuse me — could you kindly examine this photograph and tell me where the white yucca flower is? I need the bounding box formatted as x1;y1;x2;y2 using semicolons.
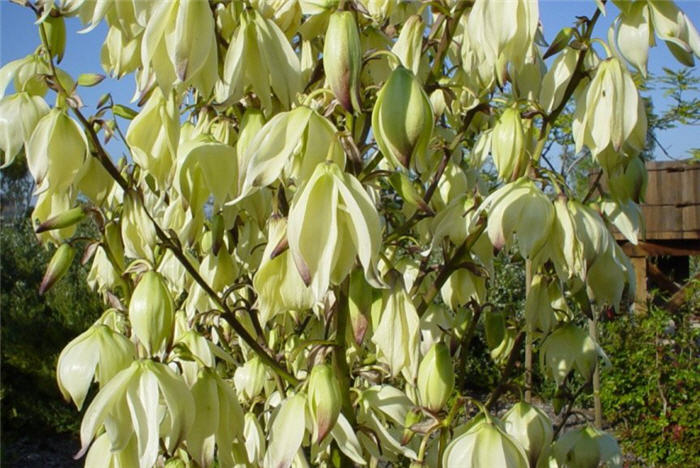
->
141;0;218;95
552;425;622;468
187;369;245;468
443;415;529;468
572;57;647;164
235;106;345;202
57;324;135;410
0;92;49;168
125;88;179;188
371;278;420;379
482;177;554;262
540;323;606;386
217;8;301;109
503;402;554;467
287;161;382;300
78;360;195;468
253;215;316;325
263;393;307;468
26;108;88;195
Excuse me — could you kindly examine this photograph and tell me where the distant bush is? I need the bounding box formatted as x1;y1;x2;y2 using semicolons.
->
600;294;700;467
1;216;101;436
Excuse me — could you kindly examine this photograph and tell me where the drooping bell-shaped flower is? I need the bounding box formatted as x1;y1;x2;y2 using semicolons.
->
0;92;49;168
125;87;179;188
141;0;219;95
234;356;268;401
263;393;307;468
287;161;382;299
26;108;89;195
443;415;529;468
77;360;195;468
371;278;420;379
540;323;603;385
217;8;301;110
482;177;555;261
187;368;245;468
573;57;647;161
253;215;316;325
236;106;345;201
503;402;554;467
57;324;135;410
552;425;622;468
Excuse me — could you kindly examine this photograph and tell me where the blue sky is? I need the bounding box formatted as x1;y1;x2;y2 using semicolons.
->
1;0;698;160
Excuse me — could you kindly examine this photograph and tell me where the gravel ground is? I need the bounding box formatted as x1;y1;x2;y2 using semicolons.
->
2;432;82;468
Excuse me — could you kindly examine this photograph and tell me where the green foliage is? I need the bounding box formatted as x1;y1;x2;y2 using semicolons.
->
1;214;101;435
599;300;700;467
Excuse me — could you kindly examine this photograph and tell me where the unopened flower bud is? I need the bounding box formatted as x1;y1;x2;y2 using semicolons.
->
324;11;362;113
307;364;342;443
43;15;67;63
35;206;86;233
372;66;434;169
128;271;175;355
492;107;528;181
417;342;454;412
401;407;423;445
210;212;225;256
40;243;75;294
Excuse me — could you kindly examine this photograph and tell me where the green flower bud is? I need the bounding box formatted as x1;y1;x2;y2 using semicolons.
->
40;243;75;294
417;342;454;412
401;407;423;445
35;206;86;233
43;15;67;63
492;107;528;181
503;402;554;467
128;271;175;355
324;11;362;113
483;309;506;351
372;66;434;169
307;364;342;442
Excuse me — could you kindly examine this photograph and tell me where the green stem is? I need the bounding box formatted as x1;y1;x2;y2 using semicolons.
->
415;221;486;316
333;279;356;426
